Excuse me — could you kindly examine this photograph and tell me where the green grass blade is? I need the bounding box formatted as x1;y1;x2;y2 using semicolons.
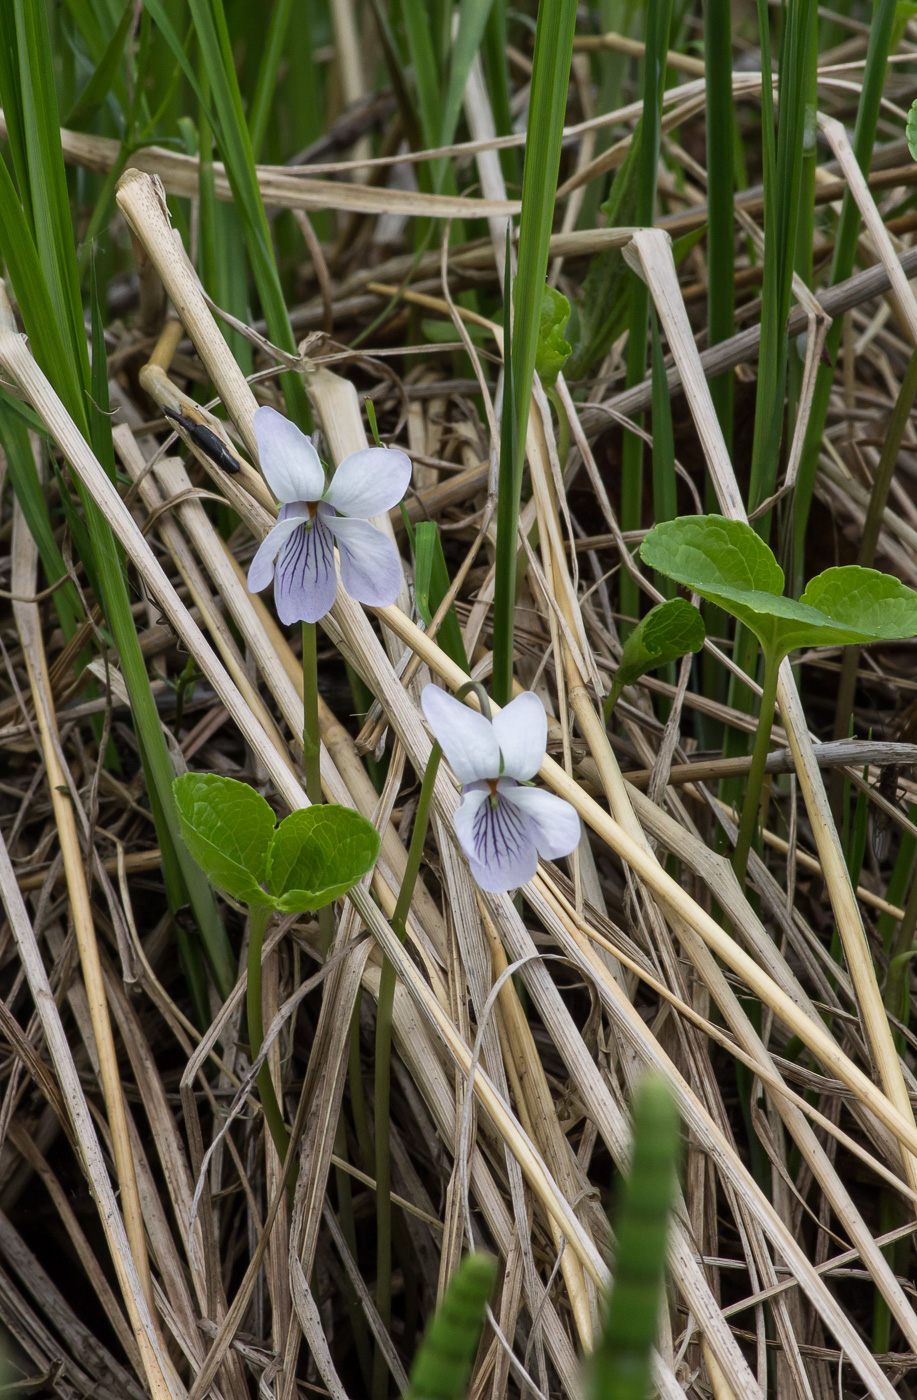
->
650;308;676;603
0;11;235;1005
185;0;312;428
619;0;673;633
247;0;294;160
747;0;816;518
441;0;494;148
481;0;517;186
0;405;83;638
492;0;577;706
413;523;470;673
703;0;735;451
493;233;517;707
64;0;132;127
791;0;897;585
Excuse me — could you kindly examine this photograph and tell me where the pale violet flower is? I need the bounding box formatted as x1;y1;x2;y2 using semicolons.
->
248;405;411;624
421;686;581;894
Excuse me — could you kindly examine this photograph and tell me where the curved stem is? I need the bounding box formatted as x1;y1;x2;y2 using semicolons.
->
547;384;570;467
247;903;290;1163
302;620;334;952
732;653;781;885
301;621;322;804
373;743;441;1400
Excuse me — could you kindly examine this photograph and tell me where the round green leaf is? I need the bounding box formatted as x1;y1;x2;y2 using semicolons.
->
640;516;917;662
801;566;917;640
173;773;276;905
908;95;917;162
266;805;381;913
640;515;784;599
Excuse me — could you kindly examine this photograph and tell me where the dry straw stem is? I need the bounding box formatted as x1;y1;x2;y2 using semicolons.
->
371;593;917;1152
0;302;607;1386
10;498;161;1322
817;112;917;347
95;168;912;1392
494;287;917;1352
572;29;706;76
626;225;917;1198
89;174;691;1394
321;564;896;1393
57;121;519;219
0;833;184;1400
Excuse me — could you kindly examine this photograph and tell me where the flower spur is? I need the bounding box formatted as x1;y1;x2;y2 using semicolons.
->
421;686;581;894
247;405;412;624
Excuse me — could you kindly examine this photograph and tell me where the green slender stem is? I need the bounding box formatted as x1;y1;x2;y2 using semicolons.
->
302;620;322;804
829;348;917;820
732;654;781;885
493;2;577;706
704;0;735;450
603;678;624;723
302;621;334;952
373;742;441;1400
546;386;570;468
246;903;290;1163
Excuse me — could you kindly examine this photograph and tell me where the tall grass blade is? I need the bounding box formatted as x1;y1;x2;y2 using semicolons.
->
792;0;897;585
185;0;312;427
493;0;577;705
704;0;735;451
619;0;673;632
0;5;234;1004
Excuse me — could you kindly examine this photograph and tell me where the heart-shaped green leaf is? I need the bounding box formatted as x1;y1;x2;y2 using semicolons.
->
606;598;704;715
266;805;381;912
173;773;276;905
640;516;917;662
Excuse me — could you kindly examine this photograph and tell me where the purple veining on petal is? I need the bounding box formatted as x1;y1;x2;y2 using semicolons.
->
470;792;528;866
273;507;338;624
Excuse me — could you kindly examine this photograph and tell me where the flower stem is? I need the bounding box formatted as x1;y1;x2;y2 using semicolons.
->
732;653;781;885
302;621;334;952
546;385;570;468
372;742;441;1400
246;902;290;1163
301;621;322;804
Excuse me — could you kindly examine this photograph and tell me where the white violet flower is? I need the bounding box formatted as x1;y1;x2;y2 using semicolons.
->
421;686;581;893
247;405;412;624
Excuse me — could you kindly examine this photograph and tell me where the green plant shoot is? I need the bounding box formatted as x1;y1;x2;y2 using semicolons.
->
604;599;705;719
908;94;917;160
535;286;573;387
641;516;917;880
587;1074;680;1400
173;773;380;1158
404;1252;497;1400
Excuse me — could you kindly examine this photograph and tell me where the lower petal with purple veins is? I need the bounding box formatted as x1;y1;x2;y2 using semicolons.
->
273;514;338;624
247;513;306;594
454;787;538;893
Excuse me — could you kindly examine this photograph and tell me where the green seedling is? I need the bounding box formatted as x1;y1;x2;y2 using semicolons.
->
641;515;917;880
604;598;706;719
404;1252;498;1400
173;773;380;1157
535;286;573;388
587;1074;680;1400
908;93;917;160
